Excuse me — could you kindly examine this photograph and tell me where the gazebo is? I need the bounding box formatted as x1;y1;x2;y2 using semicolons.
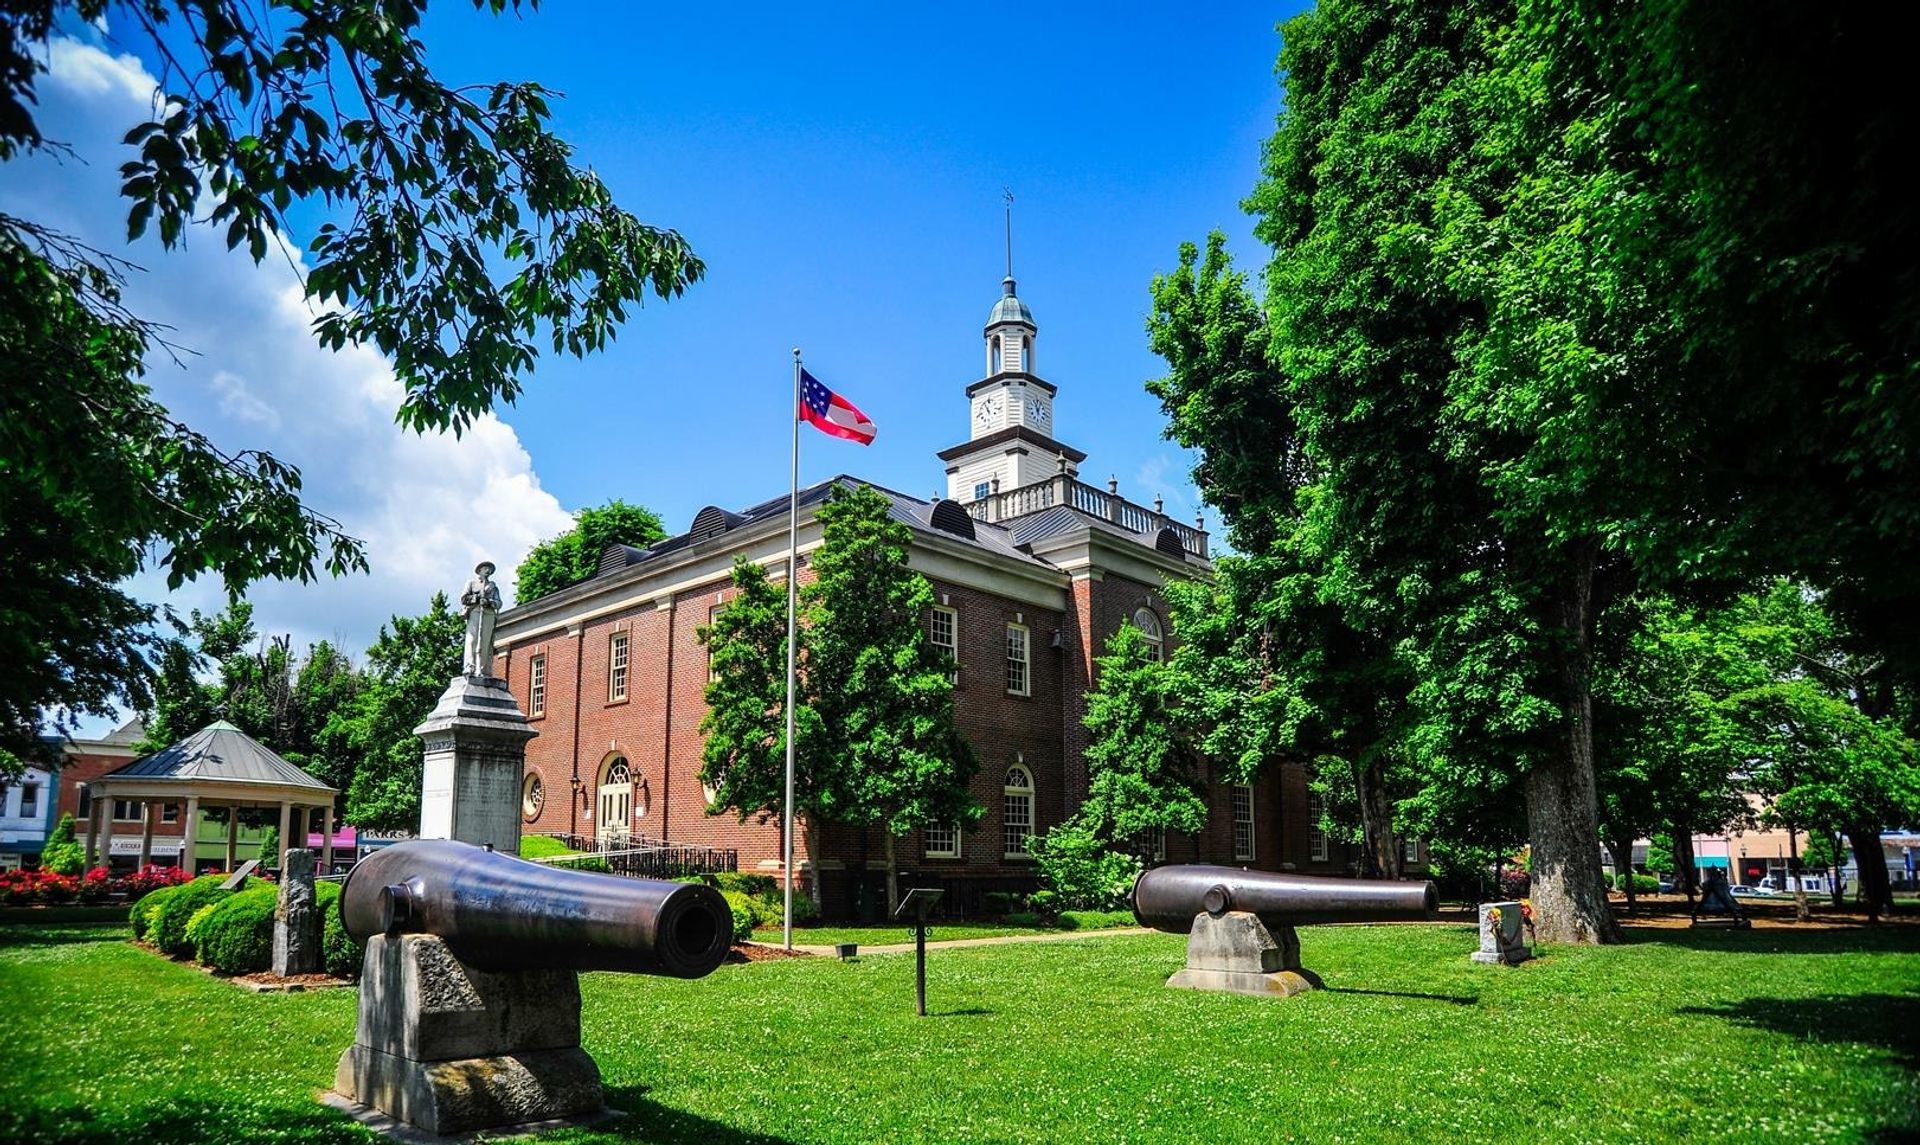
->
83;720;340;874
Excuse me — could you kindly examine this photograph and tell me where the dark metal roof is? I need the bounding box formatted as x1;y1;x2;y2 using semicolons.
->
108;720;335;791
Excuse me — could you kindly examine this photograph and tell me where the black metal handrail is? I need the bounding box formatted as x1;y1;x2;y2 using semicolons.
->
530;832;737;880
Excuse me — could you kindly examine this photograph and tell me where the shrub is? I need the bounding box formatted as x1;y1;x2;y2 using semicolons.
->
132;884;179;940
40;814;85;875
153;874;242;958
719;890;755;942
1612;873;1660;894
0;869;79;905
122;865;191;900
194;885;278;975
1028;821;1141;911
713;872;778;899
517;835;576;859
318;881;363;978
981;891;1025;918
75;867;114;904
1497;869;1531;899
1004;911;1044;927
1058;909;1135;931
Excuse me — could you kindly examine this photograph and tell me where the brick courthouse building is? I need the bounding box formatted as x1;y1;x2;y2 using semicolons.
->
492;276;1394;917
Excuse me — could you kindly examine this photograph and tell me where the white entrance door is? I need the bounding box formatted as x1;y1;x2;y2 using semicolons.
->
597;758;632;848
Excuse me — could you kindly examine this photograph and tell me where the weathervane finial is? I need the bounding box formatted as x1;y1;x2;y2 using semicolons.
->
1002;187;1015;281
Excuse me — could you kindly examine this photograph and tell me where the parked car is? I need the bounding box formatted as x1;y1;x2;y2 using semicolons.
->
1656;879;1676;894
1729;885;1764;898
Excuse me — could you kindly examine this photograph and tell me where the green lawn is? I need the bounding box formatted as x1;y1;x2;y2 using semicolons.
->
2;921;1916;1143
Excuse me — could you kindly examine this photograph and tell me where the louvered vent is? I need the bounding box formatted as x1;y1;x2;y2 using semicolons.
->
598;544;647;577
689;505;744;543
928;498;977;541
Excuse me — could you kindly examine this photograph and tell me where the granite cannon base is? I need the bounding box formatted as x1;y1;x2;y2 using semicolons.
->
1164;910;1324;999
333;1044;603;1138
325;934;606;1138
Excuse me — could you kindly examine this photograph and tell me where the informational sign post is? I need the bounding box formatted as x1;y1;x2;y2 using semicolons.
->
894;887;945;1017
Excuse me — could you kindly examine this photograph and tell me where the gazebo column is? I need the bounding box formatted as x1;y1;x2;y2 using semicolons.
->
181;795;200;877
83;791;104;869
276;800;292;871
225;806;239;871
138;802;155;870
321;804;336;873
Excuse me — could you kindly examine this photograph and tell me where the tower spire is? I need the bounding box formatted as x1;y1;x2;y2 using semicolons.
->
1003;187;1015;286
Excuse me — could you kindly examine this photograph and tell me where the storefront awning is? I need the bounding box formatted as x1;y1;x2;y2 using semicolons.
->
1695;856;1729;868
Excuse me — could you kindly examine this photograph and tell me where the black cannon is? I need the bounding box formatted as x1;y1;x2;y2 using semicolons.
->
339;838;731;978
1132;864;1437;997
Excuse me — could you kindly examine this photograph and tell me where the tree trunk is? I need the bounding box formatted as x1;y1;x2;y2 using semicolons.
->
1672;833;1699;900
1608;835;1635;912
883;832;900;916
1825;830;1844;910
1354;756;1400;879
1846;820;1891;921
1787;822;1810;922
1528;553;1623;945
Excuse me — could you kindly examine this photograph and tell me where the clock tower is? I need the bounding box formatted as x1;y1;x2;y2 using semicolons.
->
939;274;1085;504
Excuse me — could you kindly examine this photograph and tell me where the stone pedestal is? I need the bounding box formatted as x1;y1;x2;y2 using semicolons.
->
1470;900;1533;965
415;675;537;856
1165;910;1324;998
273;848;320;976
331;934;604;1136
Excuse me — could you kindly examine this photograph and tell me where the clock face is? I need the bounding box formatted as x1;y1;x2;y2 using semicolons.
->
1028;398;1050;425
977;396;1002;422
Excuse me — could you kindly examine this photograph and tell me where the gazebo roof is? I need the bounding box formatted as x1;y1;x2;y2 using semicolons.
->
105;720;335;794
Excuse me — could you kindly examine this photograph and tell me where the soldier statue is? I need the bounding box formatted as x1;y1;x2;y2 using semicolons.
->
461;561;502;677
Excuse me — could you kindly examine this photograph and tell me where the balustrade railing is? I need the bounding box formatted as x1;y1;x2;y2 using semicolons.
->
965;477;1208;558
529;832;738;880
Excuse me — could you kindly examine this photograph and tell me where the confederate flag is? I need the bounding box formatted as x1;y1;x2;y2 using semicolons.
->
799;369;878;445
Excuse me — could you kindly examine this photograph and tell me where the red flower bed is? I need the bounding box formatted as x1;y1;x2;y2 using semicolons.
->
0;864;189;907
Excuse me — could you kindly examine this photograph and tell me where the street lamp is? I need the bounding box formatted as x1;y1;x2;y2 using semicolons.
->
1739;845;1748;886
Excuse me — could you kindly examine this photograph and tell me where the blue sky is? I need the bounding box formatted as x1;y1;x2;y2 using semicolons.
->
14;4;1307;732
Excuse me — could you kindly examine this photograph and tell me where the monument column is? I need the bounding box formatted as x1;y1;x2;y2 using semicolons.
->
416;560;538;854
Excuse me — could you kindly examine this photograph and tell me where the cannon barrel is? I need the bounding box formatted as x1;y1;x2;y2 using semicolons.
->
1132;864;1437;933
340;839;731;978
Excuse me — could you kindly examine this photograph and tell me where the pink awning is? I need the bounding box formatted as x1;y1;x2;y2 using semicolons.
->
307;826;357;849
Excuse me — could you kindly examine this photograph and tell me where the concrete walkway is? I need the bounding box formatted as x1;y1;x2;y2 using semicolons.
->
776;927;1152;957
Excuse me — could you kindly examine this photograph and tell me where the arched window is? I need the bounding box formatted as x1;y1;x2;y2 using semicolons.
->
1133;608;1163;662
990;335;1002;375
1003;764;1034;857
521;773;544;823
597;756;632;846
1022;334;1033;372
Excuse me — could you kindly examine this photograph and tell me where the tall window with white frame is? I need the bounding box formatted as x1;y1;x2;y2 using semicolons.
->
18;784;36;819
1003;765;1034;857
1308;792;1330;862
924;821;961;859
1150;824;1167;862
528;653;547;718
608;630;629;702
928;605;958;683
1403;837;1420;866
113;799;141;822
1005;622;1030;696
1231;784;1255;861
1133;607;1163;662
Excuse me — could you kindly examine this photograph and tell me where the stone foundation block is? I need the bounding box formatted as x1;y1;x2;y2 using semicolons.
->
334;1044;603;1137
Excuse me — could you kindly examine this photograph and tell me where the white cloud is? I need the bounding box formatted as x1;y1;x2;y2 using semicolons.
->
8;38;574;696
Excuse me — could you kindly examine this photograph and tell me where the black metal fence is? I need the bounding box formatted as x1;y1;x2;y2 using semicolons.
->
530;832;738;880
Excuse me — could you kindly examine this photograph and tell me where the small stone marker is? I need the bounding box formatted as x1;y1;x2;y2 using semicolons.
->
273;848;321;976
220;857;261;891
1470;900;1532;965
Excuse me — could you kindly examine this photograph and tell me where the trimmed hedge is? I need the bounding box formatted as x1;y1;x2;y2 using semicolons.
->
132;884;179;941
318;881;362;978
152;875;242;958
194;885;278;975
719;891;755;942
1057;909;1136;931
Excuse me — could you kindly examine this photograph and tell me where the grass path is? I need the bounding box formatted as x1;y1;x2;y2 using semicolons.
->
2;921;1916;1143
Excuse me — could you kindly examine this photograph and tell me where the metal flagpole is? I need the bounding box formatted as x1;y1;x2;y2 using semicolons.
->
784;348;801;951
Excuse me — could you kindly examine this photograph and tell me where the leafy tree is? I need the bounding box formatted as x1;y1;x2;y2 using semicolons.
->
1070;622;1208;863
336;594;463;831
805;484;979;911
40;814;84;875
2;0;701;774
516;500;668;604
697;556;828;827
1027;821;1141;912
